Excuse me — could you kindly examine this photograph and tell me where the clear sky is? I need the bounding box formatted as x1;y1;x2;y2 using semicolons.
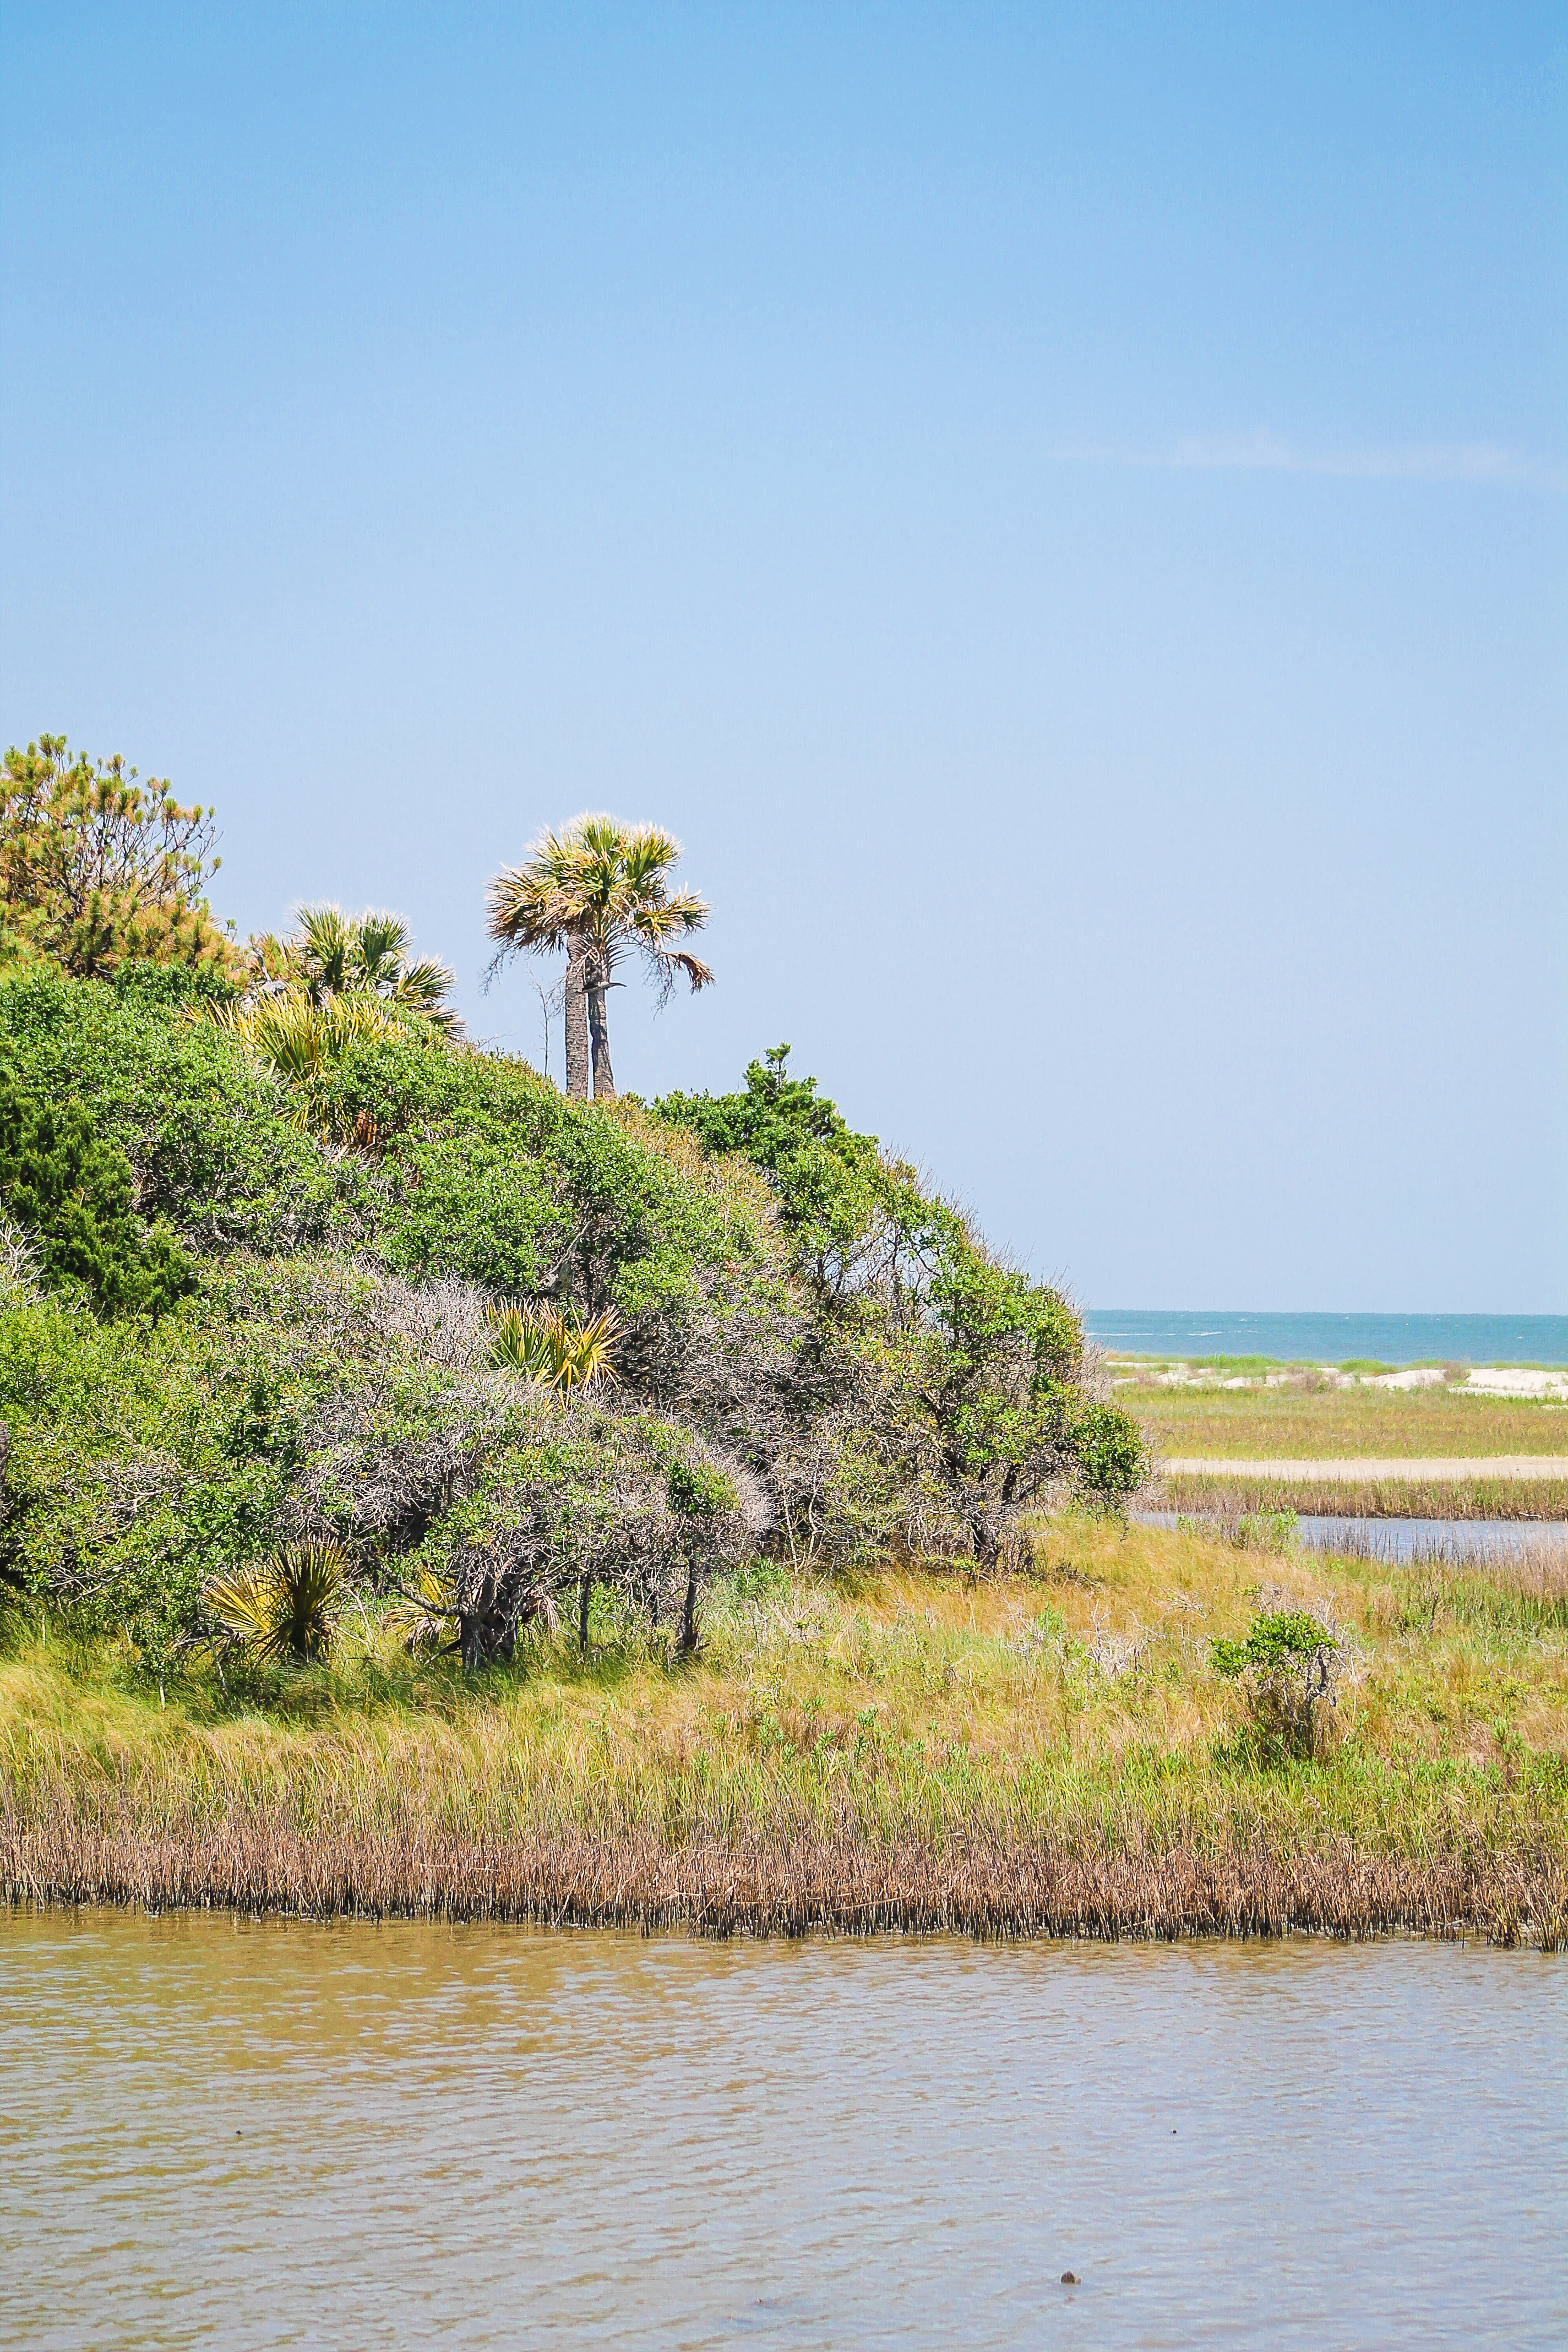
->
2;4;1563;1311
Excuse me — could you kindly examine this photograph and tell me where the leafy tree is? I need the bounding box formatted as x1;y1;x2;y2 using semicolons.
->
0;1063;194;1316
897;1237;1085;1565
658;1047;1147;1556
667;1453;740;1653
485;815;711;1099
655;1044;885;1289
0;734;238;981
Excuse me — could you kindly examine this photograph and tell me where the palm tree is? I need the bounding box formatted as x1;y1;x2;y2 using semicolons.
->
249;903;460;1033
484;816;712;1099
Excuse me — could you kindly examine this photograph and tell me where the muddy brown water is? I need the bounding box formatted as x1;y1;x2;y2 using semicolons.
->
2;1910;1564;2348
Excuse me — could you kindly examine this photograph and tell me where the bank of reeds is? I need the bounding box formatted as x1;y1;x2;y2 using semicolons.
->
5;1781;1563;1945
1165;1473;1568;1521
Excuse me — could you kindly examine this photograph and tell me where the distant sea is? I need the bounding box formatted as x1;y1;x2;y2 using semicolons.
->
1082;1311;1568;1368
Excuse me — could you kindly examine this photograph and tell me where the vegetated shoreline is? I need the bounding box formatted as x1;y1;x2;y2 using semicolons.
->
1163;1456;1568;1480
1163;1473;1568;1521
5;1800;1564;1948
6;1517;1566;1951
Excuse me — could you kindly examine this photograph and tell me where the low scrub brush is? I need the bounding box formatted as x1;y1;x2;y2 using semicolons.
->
1212;1608;1345;1758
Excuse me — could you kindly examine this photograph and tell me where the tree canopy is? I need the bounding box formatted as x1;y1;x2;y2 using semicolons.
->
486;815;711;1098
0;735;238;983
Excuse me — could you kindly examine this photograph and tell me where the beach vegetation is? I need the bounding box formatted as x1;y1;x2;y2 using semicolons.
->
206;1539;347;1663
3;1516;1564;1941
0;1060;194;1317
245;902;460;1033
1211;1607;1345;1758
487;1300;620;1392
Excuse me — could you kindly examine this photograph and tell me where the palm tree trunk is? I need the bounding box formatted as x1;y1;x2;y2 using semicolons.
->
563;931;590;1099
587;966;616;1101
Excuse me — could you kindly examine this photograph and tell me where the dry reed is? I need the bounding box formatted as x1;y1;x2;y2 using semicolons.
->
4;1779;1563;1947
6;1519;1564;1948
1165;1474;1568;1521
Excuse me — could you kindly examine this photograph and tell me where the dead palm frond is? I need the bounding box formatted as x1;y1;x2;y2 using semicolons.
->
486;1301;620;1394
206;1540;346;1662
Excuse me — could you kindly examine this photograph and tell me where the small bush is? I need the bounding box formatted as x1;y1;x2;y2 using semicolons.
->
1072;1402;1148;1510
206;1540;346;1663
1232;1509;1299;1554
1212;1608;1343;1757
487;1301;619;1392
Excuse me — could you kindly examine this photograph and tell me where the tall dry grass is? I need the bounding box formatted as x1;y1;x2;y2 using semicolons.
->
6;1784;1562;1946
1165;1473;1568;1521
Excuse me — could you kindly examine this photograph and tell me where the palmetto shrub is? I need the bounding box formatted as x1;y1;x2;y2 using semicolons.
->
206;1540;346;1663
203;989;427;1098
487;1301;619;1393
247;903;460;1035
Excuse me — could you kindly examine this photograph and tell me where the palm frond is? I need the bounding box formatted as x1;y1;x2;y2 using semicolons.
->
235;903;460;1032
207;1540;346;1662
487;1300;620;1392
388;1567;460;1652
213;989;411;1085
294;902;354;998
353;910;413;979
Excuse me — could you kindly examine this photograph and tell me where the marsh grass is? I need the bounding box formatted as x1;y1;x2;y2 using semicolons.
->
1133;1379;1566;1463
3;1517;1564;1942
1166;1473;1568;1520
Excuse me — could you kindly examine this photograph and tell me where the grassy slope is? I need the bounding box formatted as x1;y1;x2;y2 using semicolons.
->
5;1517;1564;1940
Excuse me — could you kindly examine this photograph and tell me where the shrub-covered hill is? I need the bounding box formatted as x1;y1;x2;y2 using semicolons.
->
0;974;1143;1673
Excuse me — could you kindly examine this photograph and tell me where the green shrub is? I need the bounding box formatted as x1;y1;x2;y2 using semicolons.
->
655;1044;882;1278
1212;1609;1344;1757
1071;1401;1149;1510
0;1063;194;1315
0;966;346;1252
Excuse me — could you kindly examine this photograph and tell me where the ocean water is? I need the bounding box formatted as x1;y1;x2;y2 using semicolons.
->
1084;1310;1568;1367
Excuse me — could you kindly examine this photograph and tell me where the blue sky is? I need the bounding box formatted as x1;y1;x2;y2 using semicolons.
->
2;4;1563;1309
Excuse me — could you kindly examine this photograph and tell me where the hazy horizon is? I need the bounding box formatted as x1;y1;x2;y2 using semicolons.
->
2;5;1563;1311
